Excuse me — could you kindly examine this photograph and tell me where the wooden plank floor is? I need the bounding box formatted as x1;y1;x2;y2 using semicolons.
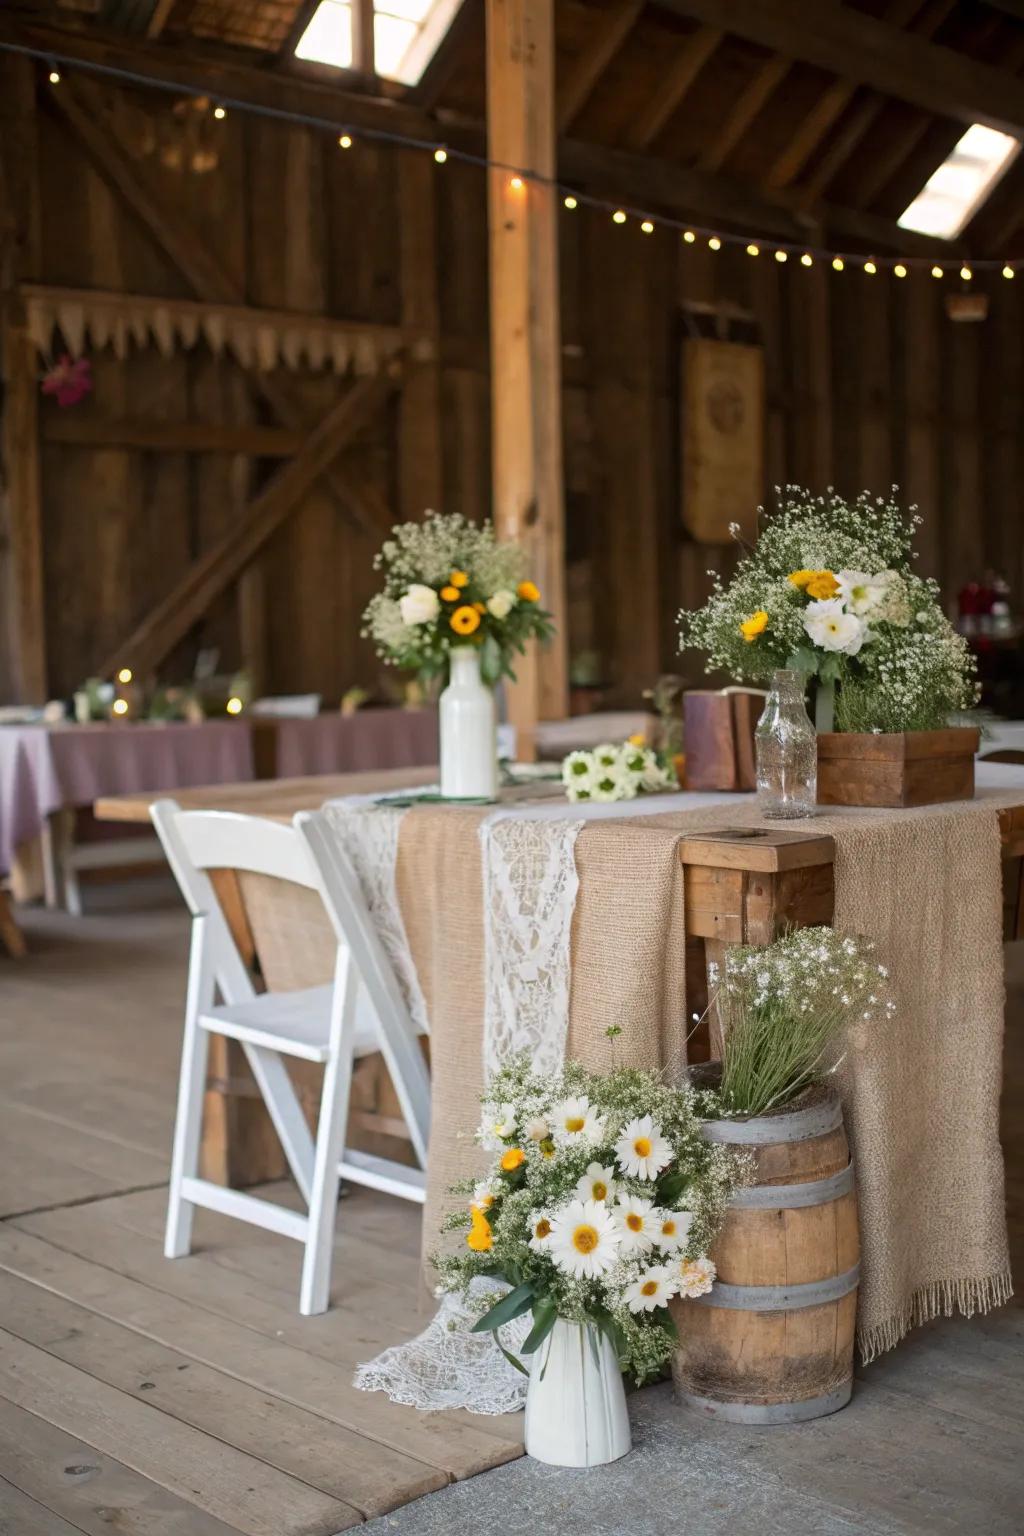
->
1;891;1021;1534
0;898;523;1535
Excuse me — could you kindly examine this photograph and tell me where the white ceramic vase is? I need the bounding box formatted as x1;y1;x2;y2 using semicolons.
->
439;646;498;801
523;1318;631;1468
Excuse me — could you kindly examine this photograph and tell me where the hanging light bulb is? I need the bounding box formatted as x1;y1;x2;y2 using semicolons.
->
48;67;60;84
612;210;627;224
1003;264;1015;279
433;147;447;163
800;253;813;266
960;264;973;281
213;105;227;120
864;260;877;275
894;263;907;278
116;667;133;685
774;249;788;263
746;243;760;257
338;134;353;149
682;230;696;243
641;220;654;234
931;265;944;278
509;175;523;191
708;235;722;250
563;194;577;209
832;257;845;271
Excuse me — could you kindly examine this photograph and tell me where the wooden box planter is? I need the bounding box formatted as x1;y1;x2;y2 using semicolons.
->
816;727;980;808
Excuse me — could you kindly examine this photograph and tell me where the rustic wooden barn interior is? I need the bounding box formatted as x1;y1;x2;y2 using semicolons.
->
2;3;1024;1535
3;0;1024;719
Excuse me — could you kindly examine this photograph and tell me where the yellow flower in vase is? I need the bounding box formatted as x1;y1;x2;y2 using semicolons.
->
787;569;815;589
440;584;460;602
450;605;481;636
450;570;470;588
466;1205;493;1251
805;570;839;600
500;1147;526;1172
739;610;769;643
517;580;540;602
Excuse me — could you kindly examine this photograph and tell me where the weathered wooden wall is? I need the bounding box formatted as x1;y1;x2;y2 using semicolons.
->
2;63;1022;707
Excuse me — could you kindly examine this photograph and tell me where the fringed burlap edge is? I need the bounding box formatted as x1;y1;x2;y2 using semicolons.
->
857;1269;1015;1364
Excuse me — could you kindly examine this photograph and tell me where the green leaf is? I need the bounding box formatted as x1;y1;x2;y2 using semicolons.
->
493;1332;529;1376
785;645;819;677
656;1168;691;1204
469;1282;535;1334
520;1297;558;1355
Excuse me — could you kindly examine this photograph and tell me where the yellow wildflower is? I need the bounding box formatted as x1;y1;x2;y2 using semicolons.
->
805;570;839;600
628;732;646;748
466;1206;492;1252
517;580;540;603
500;1147;526;1172
739;610;769;643
450;570;469;588
473;601;487;614
451;605;481;636
440;584;460;602
787;569;815;589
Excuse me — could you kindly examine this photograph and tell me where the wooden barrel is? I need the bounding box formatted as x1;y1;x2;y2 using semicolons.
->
671;1087;859;1423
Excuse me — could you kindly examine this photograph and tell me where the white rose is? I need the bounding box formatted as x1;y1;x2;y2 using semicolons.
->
398;583;440;626
487;589;516;620
804;598;867;656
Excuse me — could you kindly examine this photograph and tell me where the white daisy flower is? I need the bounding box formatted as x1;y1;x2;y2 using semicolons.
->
524;1115;550;1143
574;1162;617;1205
615;1114;673;1180
528;1209;555;1252
652;1208;692;1254
478;1101;516;1150
591;743;620;769
472;1179;499;1211
623;1263;679;1313
836;569;885;616
613;1193;656;1254
561;750;595;791
552;1095;607;1148
589;762;632;802
548;1199;621;1280
676;1256;716;1299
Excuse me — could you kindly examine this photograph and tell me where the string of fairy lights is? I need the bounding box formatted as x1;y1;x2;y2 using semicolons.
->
6;37;1020;282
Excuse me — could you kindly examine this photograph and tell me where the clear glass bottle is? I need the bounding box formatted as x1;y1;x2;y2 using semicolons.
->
755;670;817;819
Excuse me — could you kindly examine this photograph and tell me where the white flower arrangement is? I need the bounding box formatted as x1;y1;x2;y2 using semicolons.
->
678;487;978;733
435;1054;746;1385
561;739;676;804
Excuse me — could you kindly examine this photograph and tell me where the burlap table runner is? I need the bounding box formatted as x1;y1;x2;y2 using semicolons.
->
239;785;1021;1360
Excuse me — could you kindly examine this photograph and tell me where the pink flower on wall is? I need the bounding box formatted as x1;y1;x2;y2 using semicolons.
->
41;354;93;408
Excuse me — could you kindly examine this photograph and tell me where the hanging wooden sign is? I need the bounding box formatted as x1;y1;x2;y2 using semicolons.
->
681;337;764;544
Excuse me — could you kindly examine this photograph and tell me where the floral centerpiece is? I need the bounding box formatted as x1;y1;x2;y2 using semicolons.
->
678;487;979;807
435;1053;745;1465
363;513;554;799
561;738;677;803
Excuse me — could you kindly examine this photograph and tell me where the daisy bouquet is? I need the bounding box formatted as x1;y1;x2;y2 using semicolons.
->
363;512;554;686
561;739;677;803
678;486;977;733
435;1054;745;1385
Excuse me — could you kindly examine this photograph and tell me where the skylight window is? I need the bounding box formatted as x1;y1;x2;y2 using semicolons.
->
898;123;1020;240
295;0;462;87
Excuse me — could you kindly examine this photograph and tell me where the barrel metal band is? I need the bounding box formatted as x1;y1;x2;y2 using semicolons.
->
689;1262;860;1311
679;1380;853;1425
701;1097;843;1145
729;1161;855;1210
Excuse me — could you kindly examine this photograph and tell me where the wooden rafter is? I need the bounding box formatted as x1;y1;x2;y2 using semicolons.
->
146;0;176;40
699;52;790;175
795;0;957;207
556;0;643;133
97;364;402;680
763;0;923;192
351;0;376;78
624;23;722;151
655;0;1024;136
410;0;478;109
47;77;384;538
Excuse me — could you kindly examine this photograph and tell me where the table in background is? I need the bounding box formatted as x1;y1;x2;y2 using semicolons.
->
251;708;438;779
1;719;254;912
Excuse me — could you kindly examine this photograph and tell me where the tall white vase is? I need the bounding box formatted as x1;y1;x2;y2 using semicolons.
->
439;646;498;800
523;1319;631;1468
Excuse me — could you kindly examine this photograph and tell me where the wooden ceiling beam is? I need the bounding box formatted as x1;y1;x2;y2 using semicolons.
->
699;51;790;174
556;0;643;133
654;0;1024;136
795;0;958;208
409;0;479;110
624;23;722;151
764;0;922;192
146;0;177;41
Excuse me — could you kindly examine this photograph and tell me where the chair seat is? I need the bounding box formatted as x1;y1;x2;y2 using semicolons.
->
199;984;379;1063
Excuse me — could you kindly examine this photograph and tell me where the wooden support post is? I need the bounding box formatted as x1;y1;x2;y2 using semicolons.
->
0;56;46;703
351;0;376;79
398;149;443;518
680;828;836;1060
486;0;568;754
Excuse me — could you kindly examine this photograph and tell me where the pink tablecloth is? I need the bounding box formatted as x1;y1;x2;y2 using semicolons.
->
271;709;438;778
0;720;254;874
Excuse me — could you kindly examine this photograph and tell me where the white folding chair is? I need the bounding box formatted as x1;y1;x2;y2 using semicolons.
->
151;799;430;1315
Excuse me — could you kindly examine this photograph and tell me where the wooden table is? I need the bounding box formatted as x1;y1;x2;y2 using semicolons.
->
96;772;1024;1189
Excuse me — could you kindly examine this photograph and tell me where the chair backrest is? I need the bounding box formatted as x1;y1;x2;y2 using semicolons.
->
294;809;426;1039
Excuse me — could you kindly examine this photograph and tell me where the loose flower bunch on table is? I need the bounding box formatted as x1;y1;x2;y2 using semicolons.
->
561;739;677;803
363;512;554;685
679;486;977;733
435;1055;745;1384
